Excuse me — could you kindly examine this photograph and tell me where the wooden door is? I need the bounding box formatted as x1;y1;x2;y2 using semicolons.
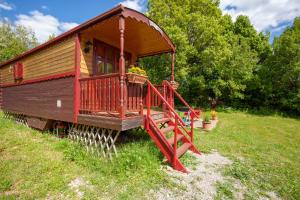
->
93;39;131;75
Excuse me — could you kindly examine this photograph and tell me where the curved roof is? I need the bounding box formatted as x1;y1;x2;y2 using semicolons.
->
0;5;175;67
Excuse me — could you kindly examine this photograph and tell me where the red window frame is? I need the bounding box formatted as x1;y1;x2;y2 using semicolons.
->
93;39;131;75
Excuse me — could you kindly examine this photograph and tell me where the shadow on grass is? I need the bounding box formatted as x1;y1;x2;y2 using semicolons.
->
116;127;150;145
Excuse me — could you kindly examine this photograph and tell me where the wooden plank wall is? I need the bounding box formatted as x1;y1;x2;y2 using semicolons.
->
80;35;93;77
0;36;75;85
2;77;74;122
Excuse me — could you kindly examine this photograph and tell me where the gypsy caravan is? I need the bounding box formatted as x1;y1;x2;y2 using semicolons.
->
0;5;200;172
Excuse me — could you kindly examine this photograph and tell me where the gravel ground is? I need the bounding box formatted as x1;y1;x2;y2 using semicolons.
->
148;151;281;200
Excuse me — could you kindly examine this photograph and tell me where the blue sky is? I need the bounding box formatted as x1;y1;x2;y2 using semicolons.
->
0;0;299;43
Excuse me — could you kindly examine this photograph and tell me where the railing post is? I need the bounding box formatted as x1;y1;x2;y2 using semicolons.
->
173;116;178;167
146;83;150;130
139;85;143;117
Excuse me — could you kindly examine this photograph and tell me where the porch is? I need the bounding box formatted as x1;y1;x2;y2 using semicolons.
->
75;6;176;130
77;72;169;130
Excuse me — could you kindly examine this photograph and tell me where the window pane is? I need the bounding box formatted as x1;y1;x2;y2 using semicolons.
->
106;63;113;73
96;58;105;74
96;46;105;59
106;48;114;62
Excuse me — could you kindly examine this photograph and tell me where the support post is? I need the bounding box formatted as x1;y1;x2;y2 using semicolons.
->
170;52;175;108
171;52;175;82
119;16;126;119
74;34;81;123
146;83;150;130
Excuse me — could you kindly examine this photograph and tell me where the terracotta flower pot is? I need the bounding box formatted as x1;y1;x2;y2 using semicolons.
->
212;116;218;120
126;73;148;84
202;121;212;130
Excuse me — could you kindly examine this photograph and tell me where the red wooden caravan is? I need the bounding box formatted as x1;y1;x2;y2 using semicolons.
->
0;5;200;172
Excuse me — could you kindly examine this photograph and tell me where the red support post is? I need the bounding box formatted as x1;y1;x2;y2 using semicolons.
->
139;85;143;117
119;16;126;119
73;34;81;123
171;52;175;82
173;116;178;167
146;84;151;130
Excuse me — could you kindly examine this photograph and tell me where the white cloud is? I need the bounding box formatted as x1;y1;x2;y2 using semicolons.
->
0;1;13;10
220;0;300;32
119;0;146;12
41;5;48;10
15;10;78;43
60;22;78;32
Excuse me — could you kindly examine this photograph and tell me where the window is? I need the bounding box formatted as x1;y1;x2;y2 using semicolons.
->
93;40;131;75
13;62;23;80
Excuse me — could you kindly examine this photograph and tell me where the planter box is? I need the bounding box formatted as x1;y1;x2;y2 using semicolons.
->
126;73;148;84
170;81;179;90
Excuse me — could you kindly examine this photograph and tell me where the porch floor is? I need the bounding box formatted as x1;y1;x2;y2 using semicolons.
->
77;109;164;131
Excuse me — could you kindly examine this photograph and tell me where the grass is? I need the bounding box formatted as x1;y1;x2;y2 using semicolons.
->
0;112;170;199
0;110;299;199
194;110;300;200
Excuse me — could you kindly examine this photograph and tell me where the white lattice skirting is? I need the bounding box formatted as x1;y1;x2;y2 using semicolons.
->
68;124;120;160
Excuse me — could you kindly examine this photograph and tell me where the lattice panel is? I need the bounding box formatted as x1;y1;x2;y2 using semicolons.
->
68;124;120;160
3;111;28;126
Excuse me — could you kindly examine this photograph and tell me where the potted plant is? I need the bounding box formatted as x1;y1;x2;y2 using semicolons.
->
211;110;218;120
202;114;212;131
126;65;148;84
170;80;179;90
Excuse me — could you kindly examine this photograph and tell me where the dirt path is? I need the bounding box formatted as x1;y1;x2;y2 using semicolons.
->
149;152;281;200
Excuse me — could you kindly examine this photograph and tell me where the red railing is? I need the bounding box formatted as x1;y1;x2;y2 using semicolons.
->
79;73;144;116
127;83;143;113
163;80;200;142
143;85;164;107
79;73;120;114
163;80;200;119
145;80;193;144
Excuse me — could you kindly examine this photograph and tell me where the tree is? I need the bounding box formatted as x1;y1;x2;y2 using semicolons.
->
0;20;38;63
48;33;56;41
144;0;269;107
261;18;300;113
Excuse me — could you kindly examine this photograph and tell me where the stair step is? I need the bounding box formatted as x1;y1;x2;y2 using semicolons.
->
168;134;184;145
160;126;175;134
154;117;170;124
176;143;192;158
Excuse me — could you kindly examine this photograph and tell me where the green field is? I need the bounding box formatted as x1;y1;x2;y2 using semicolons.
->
0;111;299;199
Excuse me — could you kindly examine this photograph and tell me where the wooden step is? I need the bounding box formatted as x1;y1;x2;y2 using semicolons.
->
160;126;174;134
154;117;170;124
176;143;192;158
167;134;184;145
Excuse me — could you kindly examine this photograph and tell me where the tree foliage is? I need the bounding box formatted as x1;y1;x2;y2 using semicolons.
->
143;0;299;114
0;20;38;63
259;18;300;112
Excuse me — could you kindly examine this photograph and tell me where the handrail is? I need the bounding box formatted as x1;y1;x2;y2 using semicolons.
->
146;80;192;140
163;80;199;118
79;73;119;81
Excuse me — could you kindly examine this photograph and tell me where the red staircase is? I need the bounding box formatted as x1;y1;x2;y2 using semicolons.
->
144;80;201;173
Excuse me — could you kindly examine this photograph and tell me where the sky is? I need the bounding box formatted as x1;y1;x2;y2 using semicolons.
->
0;0;299;43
